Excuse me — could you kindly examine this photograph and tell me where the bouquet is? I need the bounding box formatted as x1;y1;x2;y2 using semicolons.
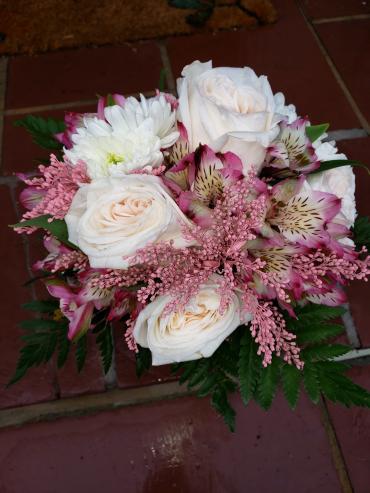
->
10;61;370;430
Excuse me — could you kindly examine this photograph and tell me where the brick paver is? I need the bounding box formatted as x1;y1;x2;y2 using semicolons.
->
5;43;164;110
0;393;343;493
316;19;370;125
167;0;361;130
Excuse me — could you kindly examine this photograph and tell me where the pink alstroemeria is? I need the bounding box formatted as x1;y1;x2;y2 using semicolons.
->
55;112;84;149
76;270;114;309
45;279;94;341
265;177;341;248
97;93;126;120
33;236;71;271
165;144;244;225
265;118;320;177
19;186;46;210
165;122;190;169
305;283;347;307
107;290;133;321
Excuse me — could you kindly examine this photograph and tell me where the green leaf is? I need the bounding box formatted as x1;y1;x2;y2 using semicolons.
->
96;323;113;374
197;373;219;397
303;363;320;403
10;215;75;247
306;123;329;143
158;68;166;92
256;358;280;410
75;335;88;372
187;360;210;389
136;347;152;377
311;159;370;176
353;216;370;251
293;304;346;323
8;318;68;386
19;319;63;331
22;299;60;313
281;364;302;409
302;344;351;362
314;361;370;407
238;330;261;404
211;388;236;432
14;115;65;150
296;323;344;345
57;329;70;368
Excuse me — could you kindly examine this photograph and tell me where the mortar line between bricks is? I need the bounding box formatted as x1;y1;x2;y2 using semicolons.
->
0;57;8;175
158;40;176;94
0;381;191;429
318;399;354;493
1;90;156;117
296;1;370;134
341;303;361;348
312;14;370;25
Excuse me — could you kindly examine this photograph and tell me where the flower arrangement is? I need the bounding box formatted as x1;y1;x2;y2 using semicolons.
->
10;61;370;430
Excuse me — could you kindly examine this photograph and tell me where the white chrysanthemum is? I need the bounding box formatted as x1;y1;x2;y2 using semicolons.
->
65;94;179;179
274;92;297;124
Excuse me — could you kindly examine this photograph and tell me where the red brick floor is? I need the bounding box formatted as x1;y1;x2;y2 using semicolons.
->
0;394;343;493
0;0;370;491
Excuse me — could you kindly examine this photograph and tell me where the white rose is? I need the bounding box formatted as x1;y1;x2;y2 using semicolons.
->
133;276;249;365
303;142;356;230
65;175;191;269
177;60;291;174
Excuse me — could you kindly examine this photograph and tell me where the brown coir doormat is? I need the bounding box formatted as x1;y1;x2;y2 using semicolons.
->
0;0;277;56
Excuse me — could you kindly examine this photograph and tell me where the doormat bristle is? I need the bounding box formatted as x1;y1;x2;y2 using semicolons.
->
0;0;277;56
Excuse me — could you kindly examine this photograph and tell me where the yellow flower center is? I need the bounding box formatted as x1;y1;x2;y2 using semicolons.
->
106;152;124;166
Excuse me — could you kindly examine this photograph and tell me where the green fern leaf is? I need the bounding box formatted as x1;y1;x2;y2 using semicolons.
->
75;335;88;372
296;323;344;344
302;344;351;362
238;330;261;404
96;323;113;374
256;357;280;410
211;387;236;432
303;363;320;403
281;364;302;409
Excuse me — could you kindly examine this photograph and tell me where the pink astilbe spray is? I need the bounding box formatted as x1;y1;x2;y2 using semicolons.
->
293;248;370;287
243;290;303;368
17;154;90;232
50;250;88;273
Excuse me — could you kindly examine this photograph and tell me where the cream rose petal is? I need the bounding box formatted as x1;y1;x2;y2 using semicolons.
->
65;175;192;269
133;277;251;365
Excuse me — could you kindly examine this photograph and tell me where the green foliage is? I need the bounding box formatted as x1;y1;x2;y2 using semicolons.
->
93;321;114;374
75;334;88;372
311;159;370;176
10;215;75;248
281;364;301;409
353;216;370;251
255;357;280;410
14;115;65;151
136;347;152;377
158;68;166;92
301;344;350;362
305;123;329;143
22;299;60;313
8;316;69;385
238;329;261;404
